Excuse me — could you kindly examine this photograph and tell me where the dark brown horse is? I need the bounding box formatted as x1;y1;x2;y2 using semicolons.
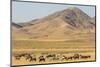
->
80;55;91;59
14;54;23;60
39;56;45;62
67;56;73;60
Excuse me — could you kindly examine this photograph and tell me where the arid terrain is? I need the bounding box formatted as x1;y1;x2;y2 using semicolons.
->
12;7;96;66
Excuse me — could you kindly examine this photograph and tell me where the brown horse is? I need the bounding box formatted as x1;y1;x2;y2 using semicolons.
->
39;56;45;62
46;54;56;58
80;55;91;59
29;56;36;62
62;55;68;60
14;55;21;60
67;56;73;60
73;54;80;60
25;54;36;62
14;54;23;60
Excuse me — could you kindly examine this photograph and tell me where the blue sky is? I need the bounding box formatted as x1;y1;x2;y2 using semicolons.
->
12;1;95;23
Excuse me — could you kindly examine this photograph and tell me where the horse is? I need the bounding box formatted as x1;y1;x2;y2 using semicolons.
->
25;54;36;62
29;56;36;62
62;55;68;60
80;55;91;59
14;54;22;60
67;56;73;60
46;54;56;58
73;54;80;60
39;56;45;62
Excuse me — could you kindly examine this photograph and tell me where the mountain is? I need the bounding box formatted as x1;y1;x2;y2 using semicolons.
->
12;22;23;28
12;22;31;39
91;17;96;24
18;19;39;27
12;7;95;40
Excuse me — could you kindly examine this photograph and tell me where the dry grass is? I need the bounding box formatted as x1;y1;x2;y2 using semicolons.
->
12;39;95;49
12;39;95;66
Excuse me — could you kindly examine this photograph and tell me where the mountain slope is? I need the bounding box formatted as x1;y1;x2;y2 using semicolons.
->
12;7;95;40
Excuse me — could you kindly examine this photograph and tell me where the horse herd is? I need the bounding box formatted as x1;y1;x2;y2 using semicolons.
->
13;53;91;62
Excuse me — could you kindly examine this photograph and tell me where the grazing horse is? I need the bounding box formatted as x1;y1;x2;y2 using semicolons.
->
25;54;36;62
29;56;36;62
80;55;91;59
20;53;26;57
52;56;59;61
46;54;56;58
62;55;68;60
39;56;45;62
14;54;23;60
73;54;80;60
25;54;31;60
14;53;30;60
67;56;73;60
14;55;21;60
